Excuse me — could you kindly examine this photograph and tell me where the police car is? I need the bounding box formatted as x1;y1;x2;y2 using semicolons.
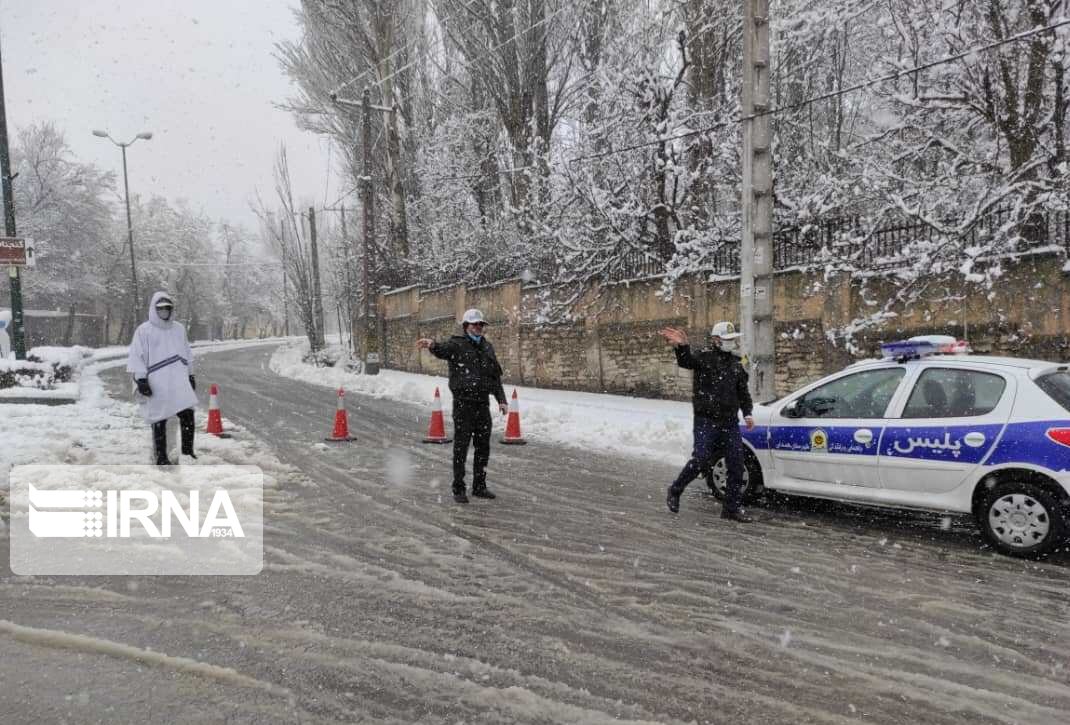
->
707;336;1070;557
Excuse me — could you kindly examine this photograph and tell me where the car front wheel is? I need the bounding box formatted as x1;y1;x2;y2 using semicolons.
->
705;454;763;505
981;481;1068;558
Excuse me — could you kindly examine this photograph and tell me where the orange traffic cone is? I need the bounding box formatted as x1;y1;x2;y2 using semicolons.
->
500;388;527;445
325;387;356;442
422;387;452;444
205;384;232;438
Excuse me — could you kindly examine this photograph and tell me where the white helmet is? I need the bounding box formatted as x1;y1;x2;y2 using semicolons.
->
461;308;486;325
710;321;741;340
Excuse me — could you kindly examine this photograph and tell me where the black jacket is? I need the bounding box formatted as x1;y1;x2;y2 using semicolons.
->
675;344;753;424
430;335;507;405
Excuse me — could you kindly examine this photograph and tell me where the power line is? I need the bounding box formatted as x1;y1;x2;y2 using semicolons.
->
742;15;1070;123
327;4;433;97
331;15;1070;191
565;16;1070;165
389;2;570;111
139;261;283;268
331;1;566;109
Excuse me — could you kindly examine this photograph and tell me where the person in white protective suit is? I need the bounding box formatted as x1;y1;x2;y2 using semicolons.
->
126;291;199;465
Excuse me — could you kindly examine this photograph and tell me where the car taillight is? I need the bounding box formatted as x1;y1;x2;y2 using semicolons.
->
1046;428;1070;447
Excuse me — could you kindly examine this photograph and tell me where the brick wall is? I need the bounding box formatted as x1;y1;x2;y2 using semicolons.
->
376;251;1070;401
519;322;597;391
774;320;829;398
597;318;689;398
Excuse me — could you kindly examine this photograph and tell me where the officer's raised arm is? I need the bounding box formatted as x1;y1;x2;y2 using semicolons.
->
659;327;697;369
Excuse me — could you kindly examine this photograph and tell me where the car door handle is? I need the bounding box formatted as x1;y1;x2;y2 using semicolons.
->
854;428;874;445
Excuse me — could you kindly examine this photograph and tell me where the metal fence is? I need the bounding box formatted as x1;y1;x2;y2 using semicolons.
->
610;208;1070;281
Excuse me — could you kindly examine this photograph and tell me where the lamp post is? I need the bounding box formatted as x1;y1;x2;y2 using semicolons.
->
93;129;151;330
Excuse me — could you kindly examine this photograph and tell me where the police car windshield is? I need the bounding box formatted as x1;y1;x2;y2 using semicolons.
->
1035;371;1070;413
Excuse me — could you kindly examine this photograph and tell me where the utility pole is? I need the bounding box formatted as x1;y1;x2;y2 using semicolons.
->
328;87;387;373
307;206;326;350
741;0;775;402
279;219;290;337
360;88;380;374
337;205;355;354
0;36;25;359
281;268;289;337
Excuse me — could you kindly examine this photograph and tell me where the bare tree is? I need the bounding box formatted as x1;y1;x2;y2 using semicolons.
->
253;146;324;353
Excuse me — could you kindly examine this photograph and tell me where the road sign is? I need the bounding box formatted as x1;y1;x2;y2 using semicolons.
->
0;236;27;266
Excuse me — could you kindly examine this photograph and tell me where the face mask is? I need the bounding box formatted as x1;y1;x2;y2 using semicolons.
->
720;338;739;352
467;332;482;343
157;307;173;321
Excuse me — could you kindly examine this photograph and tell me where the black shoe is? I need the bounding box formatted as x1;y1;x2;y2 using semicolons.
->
471;488;496;499
182;450;198;460
666;488;680;514
721;508;753;523
156;457;173;466
453;492;469;504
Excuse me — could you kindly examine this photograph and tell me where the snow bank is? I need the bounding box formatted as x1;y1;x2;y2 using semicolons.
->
0;359;52;375
0;359;65;397
28;345;94;369
270;343;694;467
0;338;303;488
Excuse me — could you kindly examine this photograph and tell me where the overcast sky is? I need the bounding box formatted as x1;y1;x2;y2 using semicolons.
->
1;0;335;229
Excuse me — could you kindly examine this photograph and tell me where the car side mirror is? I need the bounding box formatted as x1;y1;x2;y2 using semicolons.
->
781;399;802;418
808;396;836;416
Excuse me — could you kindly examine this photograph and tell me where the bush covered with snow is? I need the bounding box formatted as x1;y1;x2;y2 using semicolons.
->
0;359;56;390
27;346;92;383
303;347;342;368
0;346;92;389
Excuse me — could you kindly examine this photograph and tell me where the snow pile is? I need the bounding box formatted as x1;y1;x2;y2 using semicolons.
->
270;343;694;466
0;342;299;499
27;345;94;370
0;345;94;398
0;358;64;395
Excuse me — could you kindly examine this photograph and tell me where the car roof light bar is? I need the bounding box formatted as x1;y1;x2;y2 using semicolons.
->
880;336;971;361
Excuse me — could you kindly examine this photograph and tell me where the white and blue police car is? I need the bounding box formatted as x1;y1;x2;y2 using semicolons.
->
708;335;1070;557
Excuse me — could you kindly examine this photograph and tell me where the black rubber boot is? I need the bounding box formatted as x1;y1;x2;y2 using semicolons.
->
471;488;496;499
666;487;680;514
178;408;197;459
153;420;172;466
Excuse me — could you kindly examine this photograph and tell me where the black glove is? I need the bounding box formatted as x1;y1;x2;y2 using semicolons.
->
135;378;153;397
189;375;196;391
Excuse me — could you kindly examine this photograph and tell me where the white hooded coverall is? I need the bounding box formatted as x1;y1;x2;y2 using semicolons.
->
126;291;197;424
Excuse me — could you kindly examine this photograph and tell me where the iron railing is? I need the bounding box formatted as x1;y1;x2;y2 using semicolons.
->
609;208;1070;281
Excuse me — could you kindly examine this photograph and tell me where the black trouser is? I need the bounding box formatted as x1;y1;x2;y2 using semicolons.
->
152;408;196;464
670;416;746;512
452;399;492;493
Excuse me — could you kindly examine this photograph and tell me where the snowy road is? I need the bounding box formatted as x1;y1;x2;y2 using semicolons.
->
2;344;1069;724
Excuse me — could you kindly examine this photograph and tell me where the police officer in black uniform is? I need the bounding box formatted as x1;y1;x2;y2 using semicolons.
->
418;309;508;503
659;322;755;522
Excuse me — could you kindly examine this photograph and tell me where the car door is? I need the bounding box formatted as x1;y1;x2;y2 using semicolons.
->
880;366;1013;493
770;366;907;489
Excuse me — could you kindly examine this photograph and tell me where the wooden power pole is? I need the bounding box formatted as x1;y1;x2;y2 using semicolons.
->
741;0;775;401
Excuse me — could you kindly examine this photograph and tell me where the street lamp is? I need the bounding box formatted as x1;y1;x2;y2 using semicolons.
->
93;129;152;327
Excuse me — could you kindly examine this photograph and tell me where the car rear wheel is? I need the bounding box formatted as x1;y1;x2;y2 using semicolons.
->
981;481;1068;558
705;454;763;505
